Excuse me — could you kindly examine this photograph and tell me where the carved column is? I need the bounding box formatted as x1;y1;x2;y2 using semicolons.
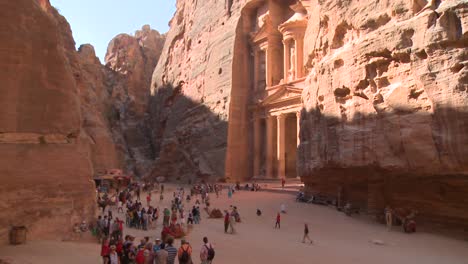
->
253;49;259;91
296;111;301;146
267;35;284;86
263;46;271;87
277;114;286;179
265;115;276;178
295;35;304;79
253;116;262;177
283;39;290;82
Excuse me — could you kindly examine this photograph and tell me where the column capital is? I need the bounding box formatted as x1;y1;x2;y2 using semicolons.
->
277;114;287;120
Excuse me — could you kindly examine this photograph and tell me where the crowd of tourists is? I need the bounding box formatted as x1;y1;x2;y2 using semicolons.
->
100;235;214;264
96;182;220;264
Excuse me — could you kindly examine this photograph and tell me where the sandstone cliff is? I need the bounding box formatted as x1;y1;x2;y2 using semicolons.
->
152;0;467;230
297;0;468;228
0;0;165;243
150;0;239;181
0;0;97;243
106;25;166;176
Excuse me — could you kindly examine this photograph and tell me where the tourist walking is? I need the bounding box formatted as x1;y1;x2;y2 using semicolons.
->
165;237;177;264
101;238;110;264
229;211;236;234
136;187;141;201
200;237;215;264
223;210;230;233
275;212;281;229
177;240;193;264
227;188;232;199
385;206;393;231
163;207;171;227
146;193;152;207
109;245;120;264
281;178;286;189
302;223;313;244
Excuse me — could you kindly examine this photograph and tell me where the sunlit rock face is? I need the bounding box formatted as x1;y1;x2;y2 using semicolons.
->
105;25;166;176
0;0;165;243
298;0;468;228
0;0;96;243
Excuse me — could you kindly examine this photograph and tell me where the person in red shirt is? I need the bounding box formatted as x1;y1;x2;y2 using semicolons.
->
281;178;286;189
100;238;110;263
275;212;281;229
136;245;146;264
116;238;124;256
146;193;152;207
224;210;230;233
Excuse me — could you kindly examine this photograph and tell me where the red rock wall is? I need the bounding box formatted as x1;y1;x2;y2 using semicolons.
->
153;0;467;230
150;0;244;181
77;44;122;172
105;26;165;176
298;0;468;229
0;0;96;243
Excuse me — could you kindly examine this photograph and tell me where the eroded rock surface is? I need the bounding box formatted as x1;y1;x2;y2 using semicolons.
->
0;1;165;243
150;0;239;181
105;25;166;176
152;0;467;230
298;0;468;228
0;0;96;243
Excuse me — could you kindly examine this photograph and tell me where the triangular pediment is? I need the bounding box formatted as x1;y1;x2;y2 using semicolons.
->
260;85;302;106
251;23;269;44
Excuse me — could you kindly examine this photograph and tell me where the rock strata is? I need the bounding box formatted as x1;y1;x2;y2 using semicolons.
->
0;0;96;243
297;0;468;229
106;25;165;176
0;1;165;243
151;0;468;231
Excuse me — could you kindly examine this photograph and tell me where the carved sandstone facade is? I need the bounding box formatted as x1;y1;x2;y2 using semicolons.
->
153;0;468;230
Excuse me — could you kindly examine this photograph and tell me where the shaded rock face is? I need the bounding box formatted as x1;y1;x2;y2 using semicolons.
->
77;44;122;173
0;0;96;243
298;0;468;228
106;26;165;176
150;0;240;181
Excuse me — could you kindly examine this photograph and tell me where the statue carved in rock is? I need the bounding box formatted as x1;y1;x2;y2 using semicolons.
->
289;46;296;81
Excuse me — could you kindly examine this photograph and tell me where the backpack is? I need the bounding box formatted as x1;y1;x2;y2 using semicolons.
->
205;244;215;260
179;247;190;262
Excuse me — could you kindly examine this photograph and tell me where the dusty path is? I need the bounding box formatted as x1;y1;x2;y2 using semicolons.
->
1;184;468;264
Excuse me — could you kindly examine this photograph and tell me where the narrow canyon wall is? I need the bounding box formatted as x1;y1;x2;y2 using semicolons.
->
105;26;165;176
0;0;165;243
298;0;468;228
0;0;97;243
150;0;244;181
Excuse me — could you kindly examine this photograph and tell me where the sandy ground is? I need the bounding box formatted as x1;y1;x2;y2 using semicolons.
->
1;184;468;264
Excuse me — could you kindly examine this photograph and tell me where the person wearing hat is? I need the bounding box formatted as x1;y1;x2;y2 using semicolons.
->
155;240;168;264
153;238;162;253
109;244;120;264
